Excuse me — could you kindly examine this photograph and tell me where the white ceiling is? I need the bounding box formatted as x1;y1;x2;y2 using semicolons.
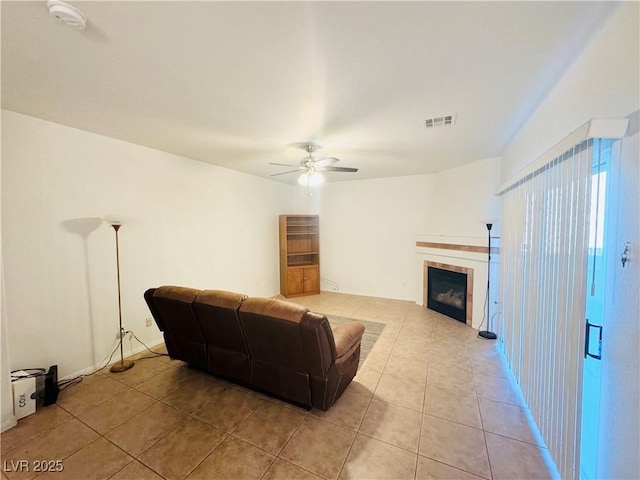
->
1;1;617;183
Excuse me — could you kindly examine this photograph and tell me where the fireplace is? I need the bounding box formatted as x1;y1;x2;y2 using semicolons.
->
423;261;473;325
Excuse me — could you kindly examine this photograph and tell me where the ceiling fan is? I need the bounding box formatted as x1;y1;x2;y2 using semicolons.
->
269;143;358;185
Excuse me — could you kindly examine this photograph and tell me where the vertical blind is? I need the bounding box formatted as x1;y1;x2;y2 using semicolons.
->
498;139;596;480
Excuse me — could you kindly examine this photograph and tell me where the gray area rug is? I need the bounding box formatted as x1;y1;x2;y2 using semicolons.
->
326;315;385;368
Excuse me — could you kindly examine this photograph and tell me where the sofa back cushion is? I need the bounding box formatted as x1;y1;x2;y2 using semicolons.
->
194;290;250;384
239;297;314;406
147;286;207;369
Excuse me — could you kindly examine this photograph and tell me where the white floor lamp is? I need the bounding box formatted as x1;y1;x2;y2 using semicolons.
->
106;219;134;372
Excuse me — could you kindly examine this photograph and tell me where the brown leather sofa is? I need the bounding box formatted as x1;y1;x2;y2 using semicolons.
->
144;286;365;411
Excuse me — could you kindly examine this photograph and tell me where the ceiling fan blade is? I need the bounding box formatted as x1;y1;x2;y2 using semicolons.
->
270;169;303;177
312;157;340;167
319;166;358;173
269;162;298;167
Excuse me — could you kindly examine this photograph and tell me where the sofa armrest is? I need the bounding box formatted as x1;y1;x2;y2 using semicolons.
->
333;322;365;360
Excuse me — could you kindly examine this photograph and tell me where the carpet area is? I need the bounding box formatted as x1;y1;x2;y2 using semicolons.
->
326;315;385;367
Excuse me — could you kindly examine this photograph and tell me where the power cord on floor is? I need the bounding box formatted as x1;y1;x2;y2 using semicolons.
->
126;330;169;359
476;284;490;334
57;336;123;391
56;329;168;391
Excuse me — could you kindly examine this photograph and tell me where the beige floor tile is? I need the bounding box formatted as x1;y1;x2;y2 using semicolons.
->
56;374;129;416
429;347;472;372
4;419;99;480
186;436;275;480
280;417;356;480
106;402;188;457
474;372;524;406
134;364;204;400
396;325;432;340
485;432;558;480
339;434;417;480
419;414;491;479
359;399;422;452
310;390;370;431
415;455;486;479
427;363;476;395
77;388;156;434
33;438;133;480
1;405;72;454
374;373;425;412
129;348;165;360
467;339;500;359
383;351;429;383
348;368;381;398
391;344;430;364
479;397;543;445
138;418;226;480
233;401;305;454
262;458;323;480
110;460;164;480
424;384;482;429
470;351;513;381
368;337;394;356
161;373;228;414
361;350;389;373
194;386;266;432
401;319;433;334
103;357;172;387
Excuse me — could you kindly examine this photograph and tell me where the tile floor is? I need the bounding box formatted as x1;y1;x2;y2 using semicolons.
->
1;292;559;480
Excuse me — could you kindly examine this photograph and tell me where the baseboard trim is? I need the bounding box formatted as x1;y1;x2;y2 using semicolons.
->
1;414;17;433
59;336;165;382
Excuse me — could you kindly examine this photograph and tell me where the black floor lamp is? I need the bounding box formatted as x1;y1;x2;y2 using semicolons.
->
479;222;497;340
106;219;134;372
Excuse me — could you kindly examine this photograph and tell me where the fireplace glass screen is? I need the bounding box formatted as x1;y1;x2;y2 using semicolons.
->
427;267;467;323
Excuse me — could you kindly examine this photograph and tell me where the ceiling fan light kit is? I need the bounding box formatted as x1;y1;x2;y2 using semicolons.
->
298;171;324;186
270;142;358;185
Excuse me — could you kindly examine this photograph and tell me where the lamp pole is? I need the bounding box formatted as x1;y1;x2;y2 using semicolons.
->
479;223;497;340
108;222;134;372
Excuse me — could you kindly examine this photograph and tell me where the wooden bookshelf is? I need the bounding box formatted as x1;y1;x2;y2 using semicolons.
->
279;215;320;297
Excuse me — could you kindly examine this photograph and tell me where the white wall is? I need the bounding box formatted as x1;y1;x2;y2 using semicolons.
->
496;3;639;477
1;110;290;384
1;129;17;432
501;2;639;184
305;175;434;301
427;157;502;237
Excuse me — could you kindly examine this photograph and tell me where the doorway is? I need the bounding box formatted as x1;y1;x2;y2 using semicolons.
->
580;138;613;480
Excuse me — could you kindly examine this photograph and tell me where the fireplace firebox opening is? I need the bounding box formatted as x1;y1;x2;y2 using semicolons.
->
423;261;473;325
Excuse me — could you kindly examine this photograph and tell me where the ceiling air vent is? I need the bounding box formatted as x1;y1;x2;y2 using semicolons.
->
425;114;456;128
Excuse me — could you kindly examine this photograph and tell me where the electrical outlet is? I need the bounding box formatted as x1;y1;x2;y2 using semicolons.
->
145;317;153;327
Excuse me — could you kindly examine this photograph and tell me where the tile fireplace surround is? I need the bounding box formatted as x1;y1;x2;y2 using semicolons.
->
416;235;497;330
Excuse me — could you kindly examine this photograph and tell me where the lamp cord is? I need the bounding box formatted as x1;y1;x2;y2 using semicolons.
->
57;330;169;391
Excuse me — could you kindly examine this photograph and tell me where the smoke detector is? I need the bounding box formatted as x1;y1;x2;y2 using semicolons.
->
47;0;87;30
